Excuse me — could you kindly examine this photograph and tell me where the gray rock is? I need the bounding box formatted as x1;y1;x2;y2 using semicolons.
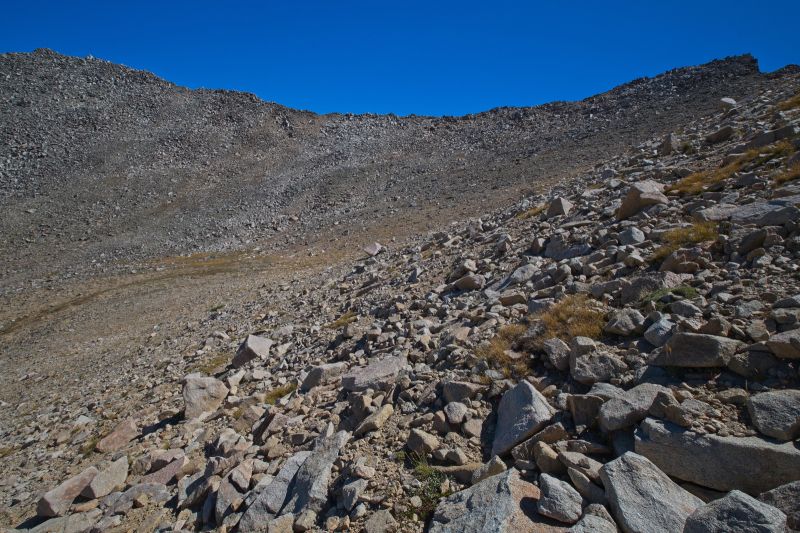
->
759;481;800;530
429;469;546;532
747;390;800;441
364;509;398;533
644;317;674;347
281;430;350;515
238;451;311;530
443;402;468;425
570;513;617;533
571;349;627;385
706;125;734;144
599;383;670;432
604;308;645;336
621;272;686;304
491;381;556;456
82;456;128;499
470;455;507;485
567;467;605;505
635;417;800;493
340;478;368;511
618;227;645;245
543;338;571;371
407;429;440;455
453;274;486;291
233;334;274;367
37;467;98;517
354;403;394;437
617;180;669;220
547;197;574;218
95;418;138;453
652;332;745;367
683;490;786;533
765;328;800;359
300;361;348;391
442;381;485;403
600;452;702;533
537;473;583;524
183;374;229;420
104;482;170;515
341;355;406;392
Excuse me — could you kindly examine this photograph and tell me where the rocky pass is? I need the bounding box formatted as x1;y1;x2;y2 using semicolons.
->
1;48;800;533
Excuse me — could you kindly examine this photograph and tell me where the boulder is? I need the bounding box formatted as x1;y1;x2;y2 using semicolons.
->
617;180;668;220
407;429;440;455
604;308;645;336
683;490;786;533
37;467;98;517
759;481;800;530
95;418;138;453
547;197;574;218
635;417;800;494
341;355;406;392
238;451;312;530
765;328;800;359
652;332;745;367
82;456;128;499
233;334;273;368
354;404;394;437
536;473;583;524
300;362;348;391
747;390;800;441
429;469;556;533
491;381;556;456
183;374;229;419
600;452;702;533
598;383;670;432
442;381;485;403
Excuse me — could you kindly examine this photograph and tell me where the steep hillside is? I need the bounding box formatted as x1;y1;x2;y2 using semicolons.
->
0;50;792;295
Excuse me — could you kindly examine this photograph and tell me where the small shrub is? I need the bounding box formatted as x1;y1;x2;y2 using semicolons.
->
649;222;718;262
265;382;297;405
777;91;800;111
641;285;699;310
668;141;794;195
406;452;450;523
515;204;546;220
325;310;357;329
537;294;605;342
774;163;800;185
192;352;229;375
475;323;529;377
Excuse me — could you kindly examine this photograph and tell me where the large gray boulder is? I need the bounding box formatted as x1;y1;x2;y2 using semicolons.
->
233;334;273;367
300;361;349;391
341;355;406;392
537;473;583;524
37;467;99;517
491;381;556;456
765;328;800;359
652;332;745;367
747;389;800;441
617;180;668;220
598;383;670;432
635;417;800;494
429;469;556;533
183;374;229;420
683;490;786;533
759;481;800;530
600;452;702;533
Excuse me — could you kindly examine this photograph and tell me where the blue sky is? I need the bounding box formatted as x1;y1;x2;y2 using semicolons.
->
2;1;798;116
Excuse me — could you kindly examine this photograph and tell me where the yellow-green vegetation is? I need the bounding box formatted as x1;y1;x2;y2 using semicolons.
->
191;352;229;375
515;204;545;220
265;382;297;405
405;452;451;523
641;285;699;310
80;435;100;457
650;221;718;262
325;310;357;329
0;445;16;459
774;163;800;185
536;294;605;342
475;323;529;377
777;91;800;111
668;140;795;195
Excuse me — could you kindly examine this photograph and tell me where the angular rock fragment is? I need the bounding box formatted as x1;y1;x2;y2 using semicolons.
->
183;374;229;419
491;381;556;456
617;180;668;220
37;466;98;517
652;332;744;367
233;334;274;367
536;473;582;524
341;355;406;392
747;389;800;441
684;490;786;533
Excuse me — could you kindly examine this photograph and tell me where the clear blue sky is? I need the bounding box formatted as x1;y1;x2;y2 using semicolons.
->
2;1;798;116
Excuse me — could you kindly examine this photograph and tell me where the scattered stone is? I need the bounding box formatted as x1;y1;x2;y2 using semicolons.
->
747;390;800;441
95;418;138;453
183;374;229;419
233;334;274;367
536;473;583;524
684;490;786;533
617;180;669;220
341;355;406;392
82;456;128;499
491;381;556;456
37;467;98;517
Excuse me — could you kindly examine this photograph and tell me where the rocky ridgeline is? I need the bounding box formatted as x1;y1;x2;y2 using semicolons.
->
4;84;800;532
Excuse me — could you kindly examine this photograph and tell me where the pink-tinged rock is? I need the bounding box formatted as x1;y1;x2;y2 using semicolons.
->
364;242;383;256
37;466;98;517
140;456;188;485
82;456;129;499
95;418;138;453
183;374;229;420
233;334;273;368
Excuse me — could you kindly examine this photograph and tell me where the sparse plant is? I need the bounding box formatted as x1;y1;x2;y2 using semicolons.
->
774;163;800;185
777;91;800;111
325;310;357;329
515;204;545;220
649;222;718;262
405;452;451;524
265;382;297;405
191;352;229;375
641;285;699;310
536;294;605;342
474;323;529;377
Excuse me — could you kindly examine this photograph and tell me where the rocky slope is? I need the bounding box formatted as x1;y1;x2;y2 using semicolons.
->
2;60;800;532
0;49;792;297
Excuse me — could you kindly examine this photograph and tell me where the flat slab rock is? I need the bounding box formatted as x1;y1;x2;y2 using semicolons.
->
653;332;745;367
491;381;556;457
429;469;566;532
341;355;406;392
635;417;800;494
233;334;273;367
600;452;702;533
37;466;98;517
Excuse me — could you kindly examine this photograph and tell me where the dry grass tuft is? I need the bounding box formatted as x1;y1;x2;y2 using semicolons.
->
537;294;605;342
326;310;358;329
191;352;229;375
265;382;297;405
475;323;529;377
777;92;800;111
774;163;800;185
650;222;718;262
668;141;794;195
515;204;546;220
